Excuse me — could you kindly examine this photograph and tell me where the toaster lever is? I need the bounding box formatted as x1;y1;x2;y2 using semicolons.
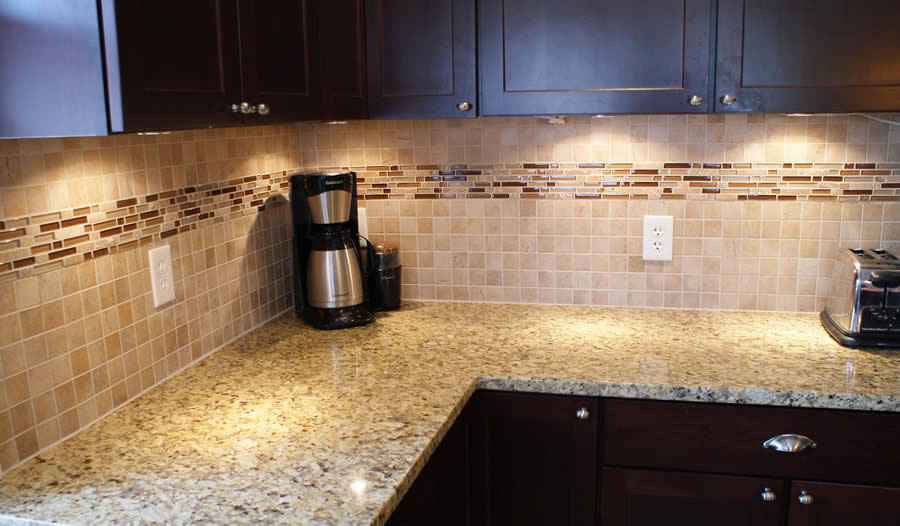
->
870;272;900;289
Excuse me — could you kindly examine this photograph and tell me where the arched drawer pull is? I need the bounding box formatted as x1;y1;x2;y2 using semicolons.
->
763;434;816;453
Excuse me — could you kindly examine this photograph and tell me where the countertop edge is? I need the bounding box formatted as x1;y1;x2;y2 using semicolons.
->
370;375;900;525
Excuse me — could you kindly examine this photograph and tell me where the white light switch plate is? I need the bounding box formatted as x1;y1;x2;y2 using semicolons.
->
642;215;673;261
148;245;175;308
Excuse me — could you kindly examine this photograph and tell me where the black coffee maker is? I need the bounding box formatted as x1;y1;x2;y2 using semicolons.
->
290;171;374;330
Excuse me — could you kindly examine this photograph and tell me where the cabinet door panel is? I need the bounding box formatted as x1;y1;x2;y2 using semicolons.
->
239;0;321;122
470;391;598;526
386;409;470;526
367;0;476;118
319;0;367;119
109;0;242;132
0;0;108;137
600;468;786;526
715;0;900;112
479;0;712;115
789;481;900;526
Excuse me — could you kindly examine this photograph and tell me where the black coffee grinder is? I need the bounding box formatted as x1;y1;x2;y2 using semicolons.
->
290;171;374;330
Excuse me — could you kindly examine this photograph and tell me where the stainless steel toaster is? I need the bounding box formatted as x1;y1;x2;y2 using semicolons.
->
821;248;900;347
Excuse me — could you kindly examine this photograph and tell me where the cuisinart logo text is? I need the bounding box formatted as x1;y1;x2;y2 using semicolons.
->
324;178;344;186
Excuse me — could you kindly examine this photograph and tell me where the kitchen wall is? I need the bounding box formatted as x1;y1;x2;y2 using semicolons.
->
0;125;298;475
299;114;900;312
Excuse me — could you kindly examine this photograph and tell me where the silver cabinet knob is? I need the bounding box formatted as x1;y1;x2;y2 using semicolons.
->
231;103;241;113
763;434;816;453
575;408;590;420
798;490;814;505
761;488;776;502
456;101;472;111
689;95;703;106
720;94;736;105
239;101;253;114
255;103;270;116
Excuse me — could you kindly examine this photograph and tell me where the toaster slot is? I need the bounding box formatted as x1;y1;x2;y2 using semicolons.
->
861;307;900;332
861;271;900;332
871;248;897;261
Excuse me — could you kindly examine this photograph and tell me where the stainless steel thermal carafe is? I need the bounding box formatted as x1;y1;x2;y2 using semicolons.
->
307;233;365;309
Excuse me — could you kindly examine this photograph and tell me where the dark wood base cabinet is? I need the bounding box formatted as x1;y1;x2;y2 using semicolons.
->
387;393;900;526
600;468;785;526
788;482;900;526
469;391;599;526
386;406;470;526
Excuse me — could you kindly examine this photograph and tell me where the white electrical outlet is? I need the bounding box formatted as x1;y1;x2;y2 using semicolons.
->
642;215;673;261
148;245;175;308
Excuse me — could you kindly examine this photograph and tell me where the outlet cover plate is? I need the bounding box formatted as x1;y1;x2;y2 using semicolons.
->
642;215;673;261
148;245;175;308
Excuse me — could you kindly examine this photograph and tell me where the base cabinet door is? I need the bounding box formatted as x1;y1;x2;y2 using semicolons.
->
600;468;786;526
385;409;470;526
470;391;599;526
788;481;900;526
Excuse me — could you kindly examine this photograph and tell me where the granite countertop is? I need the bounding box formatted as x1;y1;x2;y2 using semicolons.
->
1;302;899;525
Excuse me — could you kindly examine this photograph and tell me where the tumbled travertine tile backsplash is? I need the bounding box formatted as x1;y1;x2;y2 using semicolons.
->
299;114;900;310
0;125;298;474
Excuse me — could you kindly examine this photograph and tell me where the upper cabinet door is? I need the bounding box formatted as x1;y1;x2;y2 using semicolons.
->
715;0;900;113
319;0;368;120
366;0;477;119
0;0;108;138
478;0;713;116
106;0;242;132
238;0;322;123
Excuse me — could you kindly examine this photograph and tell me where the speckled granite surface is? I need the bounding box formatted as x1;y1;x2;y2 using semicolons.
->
1;302;899;525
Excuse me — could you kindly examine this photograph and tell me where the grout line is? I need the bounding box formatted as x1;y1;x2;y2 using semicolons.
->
0;304;294;478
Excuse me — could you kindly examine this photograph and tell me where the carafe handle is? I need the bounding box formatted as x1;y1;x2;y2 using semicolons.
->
359;235;376;304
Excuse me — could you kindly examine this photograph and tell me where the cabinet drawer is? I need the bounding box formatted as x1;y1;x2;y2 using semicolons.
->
600;468;786;526
603;399;900;485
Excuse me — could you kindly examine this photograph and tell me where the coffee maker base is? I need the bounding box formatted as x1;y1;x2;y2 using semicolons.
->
303;304;374;330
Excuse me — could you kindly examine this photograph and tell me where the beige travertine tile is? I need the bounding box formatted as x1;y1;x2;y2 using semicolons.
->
14;278;40;311
38;271;62;302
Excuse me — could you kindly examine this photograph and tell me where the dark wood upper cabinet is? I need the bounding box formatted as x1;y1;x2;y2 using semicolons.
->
104;0;242;132
0;0;110;138
469;391;599;526
478;0;714;116
319;0;368;120
366;0;476;119
108;0;323;131
600;468;786;526
715;0;900;113
238;0;321;123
